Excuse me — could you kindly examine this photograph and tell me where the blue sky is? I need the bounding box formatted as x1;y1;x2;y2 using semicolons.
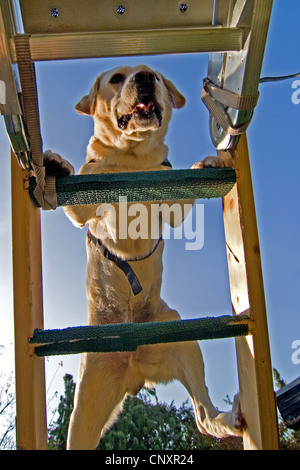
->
0;0;300;423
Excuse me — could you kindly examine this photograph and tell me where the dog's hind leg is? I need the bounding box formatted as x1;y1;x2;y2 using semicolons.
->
170;340;245;438
144;302;245;438
175;342;245;437
66;352;128;450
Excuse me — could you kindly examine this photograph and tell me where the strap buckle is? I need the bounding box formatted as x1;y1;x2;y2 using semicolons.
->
201;78;259;150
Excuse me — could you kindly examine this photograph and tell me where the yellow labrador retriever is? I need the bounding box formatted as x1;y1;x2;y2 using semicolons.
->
47;65;244;449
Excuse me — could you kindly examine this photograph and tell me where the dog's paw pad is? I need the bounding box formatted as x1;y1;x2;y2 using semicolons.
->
232;394;245;431
192;156;225;169
234;411;245;430
43;150;74;176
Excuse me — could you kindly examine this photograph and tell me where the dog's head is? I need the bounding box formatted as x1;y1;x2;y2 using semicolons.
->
75;65;185;147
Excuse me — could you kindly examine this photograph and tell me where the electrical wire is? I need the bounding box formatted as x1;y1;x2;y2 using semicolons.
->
259;72;300;83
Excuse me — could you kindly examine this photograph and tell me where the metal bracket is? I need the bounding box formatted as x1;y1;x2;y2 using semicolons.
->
207;44;254;150
206;0;272;150
4;114;31;170
0;0;32;169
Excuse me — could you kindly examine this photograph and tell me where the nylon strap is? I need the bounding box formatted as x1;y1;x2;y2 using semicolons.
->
15;34;57;210
203;79;259;110
201;78;259;136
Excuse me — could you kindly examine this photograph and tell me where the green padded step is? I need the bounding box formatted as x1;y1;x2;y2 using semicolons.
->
30;315;249;356
29;167;236;207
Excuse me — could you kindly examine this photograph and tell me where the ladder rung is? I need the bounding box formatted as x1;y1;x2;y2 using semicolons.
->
29;167;236;207
9;27;245;62
30;314;252;357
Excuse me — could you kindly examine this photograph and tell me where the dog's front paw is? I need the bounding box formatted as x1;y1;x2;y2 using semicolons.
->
43;150;75;176
191;156;225;169
231;393;245;432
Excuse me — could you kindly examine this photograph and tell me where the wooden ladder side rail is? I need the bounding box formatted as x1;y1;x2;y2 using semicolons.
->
221;134;279;450
11;150;48;450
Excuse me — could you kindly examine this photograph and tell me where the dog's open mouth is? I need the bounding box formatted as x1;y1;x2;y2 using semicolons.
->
118;100;162;130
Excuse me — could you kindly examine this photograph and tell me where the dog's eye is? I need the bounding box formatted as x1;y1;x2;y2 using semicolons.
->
110;73;125;84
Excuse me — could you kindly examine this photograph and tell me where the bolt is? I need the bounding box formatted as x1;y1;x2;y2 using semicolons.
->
116;5;125;14
51;8;59;18
180;4;188;13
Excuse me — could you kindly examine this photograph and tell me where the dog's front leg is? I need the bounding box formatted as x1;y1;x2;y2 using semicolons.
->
63;203;99;228
165;155;228;228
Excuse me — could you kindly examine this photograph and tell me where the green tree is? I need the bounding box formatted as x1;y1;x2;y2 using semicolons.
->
98;390;212;450
48;373;75;450
273;368;286;390
0;371;16;450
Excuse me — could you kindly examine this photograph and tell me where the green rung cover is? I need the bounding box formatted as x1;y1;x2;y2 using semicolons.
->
30;315;249;357
29;167;236;207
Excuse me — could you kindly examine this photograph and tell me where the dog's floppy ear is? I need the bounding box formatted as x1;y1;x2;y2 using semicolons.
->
161;75;186;109
75;74;102;115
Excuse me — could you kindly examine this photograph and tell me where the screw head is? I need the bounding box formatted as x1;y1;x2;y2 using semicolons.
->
51;8;60;18
116;5;125;14
180;3;188;13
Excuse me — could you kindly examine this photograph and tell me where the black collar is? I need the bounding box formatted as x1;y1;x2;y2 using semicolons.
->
161;158;172;168
87;230;162;296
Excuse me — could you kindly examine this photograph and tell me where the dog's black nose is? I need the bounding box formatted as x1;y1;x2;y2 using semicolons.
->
132;70;156;84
